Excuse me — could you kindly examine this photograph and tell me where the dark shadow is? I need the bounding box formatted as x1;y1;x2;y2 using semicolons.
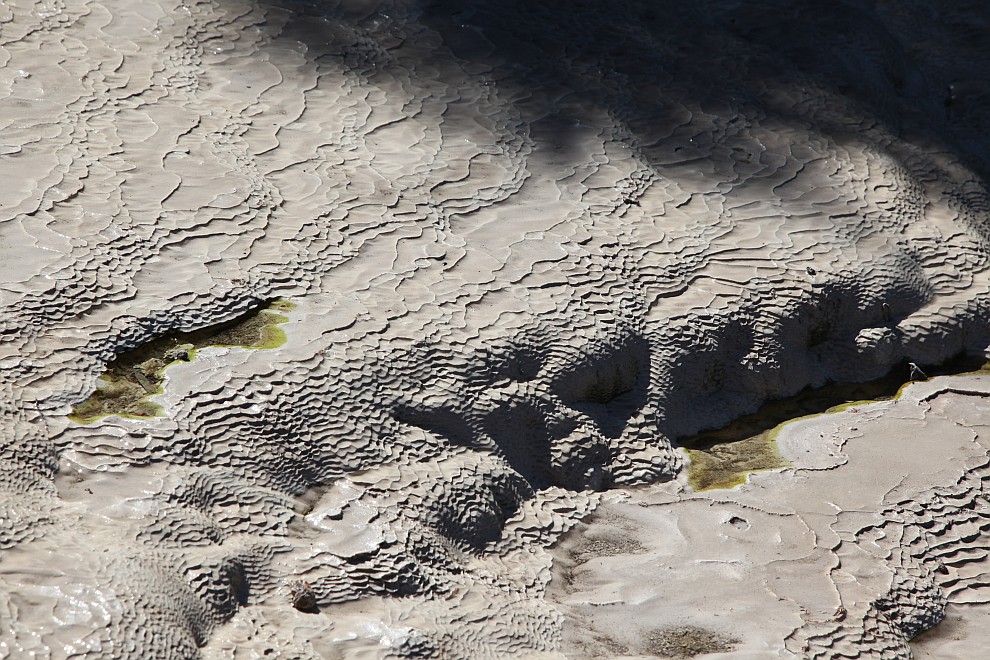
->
680;352;988;451
254;0;990;181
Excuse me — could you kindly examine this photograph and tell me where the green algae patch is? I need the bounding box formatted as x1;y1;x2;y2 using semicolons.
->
681;354;990;491
685;430;788;491
69;373;165;423
70;299;293;424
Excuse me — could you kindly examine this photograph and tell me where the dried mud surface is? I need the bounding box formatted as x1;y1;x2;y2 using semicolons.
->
4;0;990;657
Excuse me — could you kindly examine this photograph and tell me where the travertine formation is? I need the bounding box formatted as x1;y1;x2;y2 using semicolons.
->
3;0;990;657
551;375;990;659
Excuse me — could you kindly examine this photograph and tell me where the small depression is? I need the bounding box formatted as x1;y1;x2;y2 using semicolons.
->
645;625;740;658
680;355;990;491
69;299;295;423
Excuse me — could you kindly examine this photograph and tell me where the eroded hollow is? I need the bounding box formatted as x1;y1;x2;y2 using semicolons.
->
69;299;294;423
679;353;989;490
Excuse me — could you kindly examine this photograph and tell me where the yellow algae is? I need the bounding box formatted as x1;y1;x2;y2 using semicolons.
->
683;355;990;491
686;430;788;491
69;300;293;424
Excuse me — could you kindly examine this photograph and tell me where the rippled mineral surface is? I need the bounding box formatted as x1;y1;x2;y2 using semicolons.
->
4;0;990;657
